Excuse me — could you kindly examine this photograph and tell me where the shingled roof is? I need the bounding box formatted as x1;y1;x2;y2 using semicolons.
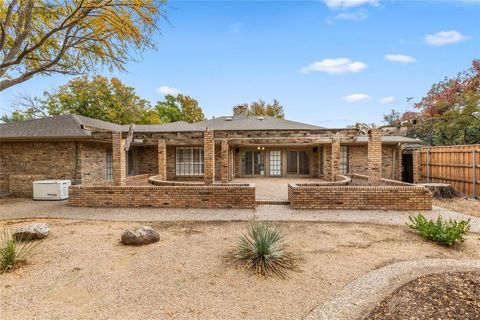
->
0;114;127;139
193;115;323;131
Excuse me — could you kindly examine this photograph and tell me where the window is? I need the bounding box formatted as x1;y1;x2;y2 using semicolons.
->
340;146;349;174
176;147;204;176
106;149;113;180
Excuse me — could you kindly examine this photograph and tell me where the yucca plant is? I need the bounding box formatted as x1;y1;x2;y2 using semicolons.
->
0;227;40;273
234;220;300;278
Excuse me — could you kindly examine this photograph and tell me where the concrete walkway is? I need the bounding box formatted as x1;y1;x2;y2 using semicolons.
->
1;198;479;233
305;258;480;320
234;177;327;201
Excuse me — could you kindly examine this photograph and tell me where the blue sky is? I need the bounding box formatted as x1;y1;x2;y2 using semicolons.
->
1;0;479;127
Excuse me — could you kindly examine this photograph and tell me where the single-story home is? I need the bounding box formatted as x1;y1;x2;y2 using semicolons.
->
0;105;422;198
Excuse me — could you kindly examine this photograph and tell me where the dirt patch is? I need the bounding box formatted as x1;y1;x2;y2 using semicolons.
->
367;272;480;320
1;220;480;320
433;197;480;218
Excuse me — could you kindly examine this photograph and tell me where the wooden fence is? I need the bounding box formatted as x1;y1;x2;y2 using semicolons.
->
419;145;479;198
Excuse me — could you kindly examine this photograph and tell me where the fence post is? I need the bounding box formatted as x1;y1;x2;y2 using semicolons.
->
426;149;431;182
473;149;477;199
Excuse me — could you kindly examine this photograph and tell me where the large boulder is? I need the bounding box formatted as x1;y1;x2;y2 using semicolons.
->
121;226;159;245
13;223;49;241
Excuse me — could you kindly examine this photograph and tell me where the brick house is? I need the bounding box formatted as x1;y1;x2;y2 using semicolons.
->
0;107;421;198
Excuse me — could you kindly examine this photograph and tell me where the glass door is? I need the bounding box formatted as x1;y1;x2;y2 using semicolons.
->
269;150;282;176
287;151;310;175
243;151;265;175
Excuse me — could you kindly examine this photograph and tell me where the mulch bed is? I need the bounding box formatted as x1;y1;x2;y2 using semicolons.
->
367;272;480;320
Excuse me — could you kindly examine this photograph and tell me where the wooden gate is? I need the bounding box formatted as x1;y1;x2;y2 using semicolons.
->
419;145;480;198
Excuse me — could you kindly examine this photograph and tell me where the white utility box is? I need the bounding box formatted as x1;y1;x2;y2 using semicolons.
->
33;180;71;200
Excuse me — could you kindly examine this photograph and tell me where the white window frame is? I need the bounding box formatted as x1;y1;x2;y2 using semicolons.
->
176;147;204;176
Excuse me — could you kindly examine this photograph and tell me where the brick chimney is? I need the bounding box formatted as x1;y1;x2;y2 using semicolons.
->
233;104;248;116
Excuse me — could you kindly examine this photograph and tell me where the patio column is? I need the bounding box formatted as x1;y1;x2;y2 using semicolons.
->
157;139;166;180
368;128;382;185
204;129;215;185
331;139;340;181
413;149;422;183
112;132;126;186
221;139;229;183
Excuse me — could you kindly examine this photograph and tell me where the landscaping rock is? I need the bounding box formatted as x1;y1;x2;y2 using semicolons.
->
121;226;159;245
13;223;49;240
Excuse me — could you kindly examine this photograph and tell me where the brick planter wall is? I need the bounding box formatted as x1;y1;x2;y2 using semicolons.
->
288;183;432;210
69;184;256;209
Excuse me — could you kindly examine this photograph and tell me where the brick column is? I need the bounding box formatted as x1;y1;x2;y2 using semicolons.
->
204;130;215;185
312;146;320;178
112;132;126;186
331;139;340;181
157;139;166;180
368;128;382;185
413;149;422;183
220;139;229;183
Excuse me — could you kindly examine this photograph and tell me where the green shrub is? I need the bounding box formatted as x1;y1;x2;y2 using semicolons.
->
0;227;40;273
408;214;470;246
234;220;300;278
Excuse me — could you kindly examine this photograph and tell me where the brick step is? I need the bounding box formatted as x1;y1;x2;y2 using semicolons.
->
255;200;290;205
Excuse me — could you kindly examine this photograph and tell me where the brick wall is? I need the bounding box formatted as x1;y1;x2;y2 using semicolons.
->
348;144;400;180
288;183;432;210
69;184;255;209
0;141;110;196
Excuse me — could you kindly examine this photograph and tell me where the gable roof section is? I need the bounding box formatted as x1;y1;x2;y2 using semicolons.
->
193;116;324;131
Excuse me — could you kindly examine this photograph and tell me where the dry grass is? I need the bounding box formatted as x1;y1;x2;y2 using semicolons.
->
1;220;479;320
433;197;480;218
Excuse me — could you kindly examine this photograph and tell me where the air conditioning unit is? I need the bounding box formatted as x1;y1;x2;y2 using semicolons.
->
33;180;71;200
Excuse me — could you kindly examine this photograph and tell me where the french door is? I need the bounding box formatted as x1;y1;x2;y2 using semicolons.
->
243;151;264;175
287;151;309;175
269;150;282;176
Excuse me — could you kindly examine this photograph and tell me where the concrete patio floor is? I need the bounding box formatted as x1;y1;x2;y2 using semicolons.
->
233;177;328;201
1;198;479;233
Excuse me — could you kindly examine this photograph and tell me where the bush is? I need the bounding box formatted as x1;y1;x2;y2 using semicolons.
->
0;227;40;273
234;220;300;278
408;214;470;246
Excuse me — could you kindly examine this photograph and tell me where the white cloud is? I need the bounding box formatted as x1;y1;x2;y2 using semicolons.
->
335;9;369;21
300;58;367;74
229;22;242;35
425;30;469;46
342;93;372;103
156;86;181;96
323;0;379;9
380;96;396;104
384;54;416;63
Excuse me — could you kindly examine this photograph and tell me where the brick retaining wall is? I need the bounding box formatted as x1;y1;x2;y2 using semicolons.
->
288;183;432;210
69;184;256;209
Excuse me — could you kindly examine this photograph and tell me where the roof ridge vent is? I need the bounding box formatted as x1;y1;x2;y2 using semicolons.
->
258;116;264;121
225;117;233;121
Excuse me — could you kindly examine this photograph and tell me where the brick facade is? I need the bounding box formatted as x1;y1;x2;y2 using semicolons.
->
69;184;255;209
0;141;110;196
368;129;382;185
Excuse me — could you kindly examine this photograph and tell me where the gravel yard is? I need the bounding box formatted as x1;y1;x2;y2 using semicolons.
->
1;220;480;320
